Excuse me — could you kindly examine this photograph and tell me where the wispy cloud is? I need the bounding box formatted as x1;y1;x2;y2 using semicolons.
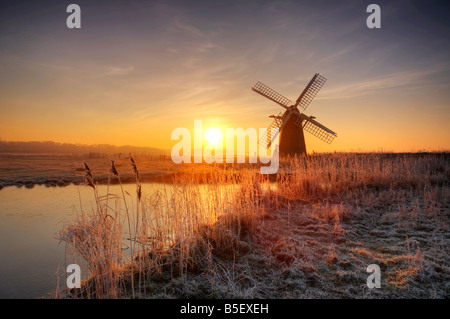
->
170;19;204;37
105;66;134;76
322;65;450;99
38;63;71;71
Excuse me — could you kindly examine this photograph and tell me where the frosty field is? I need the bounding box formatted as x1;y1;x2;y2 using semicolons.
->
0;152;448;298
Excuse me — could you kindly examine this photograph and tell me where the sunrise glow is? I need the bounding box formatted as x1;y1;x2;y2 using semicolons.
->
0;1;448;153
204;128;222;147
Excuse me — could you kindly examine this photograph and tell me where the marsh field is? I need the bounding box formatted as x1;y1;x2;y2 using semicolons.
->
0;152;449;299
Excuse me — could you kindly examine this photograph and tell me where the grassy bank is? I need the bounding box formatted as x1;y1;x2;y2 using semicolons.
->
55;153;449;298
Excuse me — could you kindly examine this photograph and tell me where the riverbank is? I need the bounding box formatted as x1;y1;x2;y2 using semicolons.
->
1;152;448;190
0;154;179;189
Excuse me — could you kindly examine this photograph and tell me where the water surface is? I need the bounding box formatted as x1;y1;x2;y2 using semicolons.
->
0;183;169;298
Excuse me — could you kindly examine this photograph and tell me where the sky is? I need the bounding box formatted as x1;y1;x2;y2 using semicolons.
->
0;0;449;153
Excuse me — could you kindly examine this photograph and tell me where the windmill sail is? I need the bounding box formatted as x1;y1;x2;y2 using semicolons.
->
259;111;292;149
295;113;337;144
252;82;292;109
294;73;327;111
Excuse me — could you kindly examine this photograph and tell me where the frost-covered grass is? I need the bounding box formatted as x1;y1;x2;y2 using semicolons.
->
54;152;449;298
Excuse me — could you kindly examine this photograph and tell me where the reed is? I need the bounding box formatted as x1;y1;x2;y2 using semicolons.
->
56;152;449;298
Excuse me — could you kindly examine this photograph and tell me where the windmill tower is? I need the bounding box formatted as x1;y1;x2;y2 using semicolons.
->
252;73;337;156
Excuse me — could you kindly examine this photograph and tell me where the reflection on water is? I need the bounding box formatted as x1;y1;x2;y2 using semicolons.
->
0;183;170;298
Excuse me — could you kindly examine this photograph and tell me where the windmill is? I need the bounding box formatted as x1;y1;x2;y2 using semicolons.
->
252;73;337;156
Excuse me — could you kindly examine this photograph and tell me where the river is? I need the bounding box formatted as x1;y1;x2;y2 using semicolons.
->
0;183;170;298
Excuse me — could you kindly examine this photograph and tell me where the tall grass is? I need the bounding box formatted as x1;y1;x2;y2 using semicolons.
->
58;156;266;298
57;152;449;298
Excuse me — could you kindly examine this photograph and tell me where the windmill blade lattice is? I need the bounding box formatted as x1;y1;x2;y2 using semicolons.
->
294;73;327;111
252;82;292;109
259;111;292;149
295;114;337;144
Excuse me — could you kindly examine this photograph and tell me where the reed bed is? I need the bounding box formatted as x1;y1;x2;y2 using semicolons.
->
56;152;449;298
57;156;266;298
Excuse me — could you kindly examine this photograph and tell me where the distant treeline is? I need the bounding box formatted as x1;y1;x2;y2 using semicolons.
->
0;140;168;156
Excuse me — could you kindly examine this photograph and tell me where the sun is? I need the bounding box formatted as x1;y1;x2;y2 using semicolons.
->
205;128;222;146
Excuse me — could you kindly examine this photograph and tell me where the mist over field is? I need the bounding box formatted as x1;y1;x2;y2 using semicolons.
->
0;140;166;156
